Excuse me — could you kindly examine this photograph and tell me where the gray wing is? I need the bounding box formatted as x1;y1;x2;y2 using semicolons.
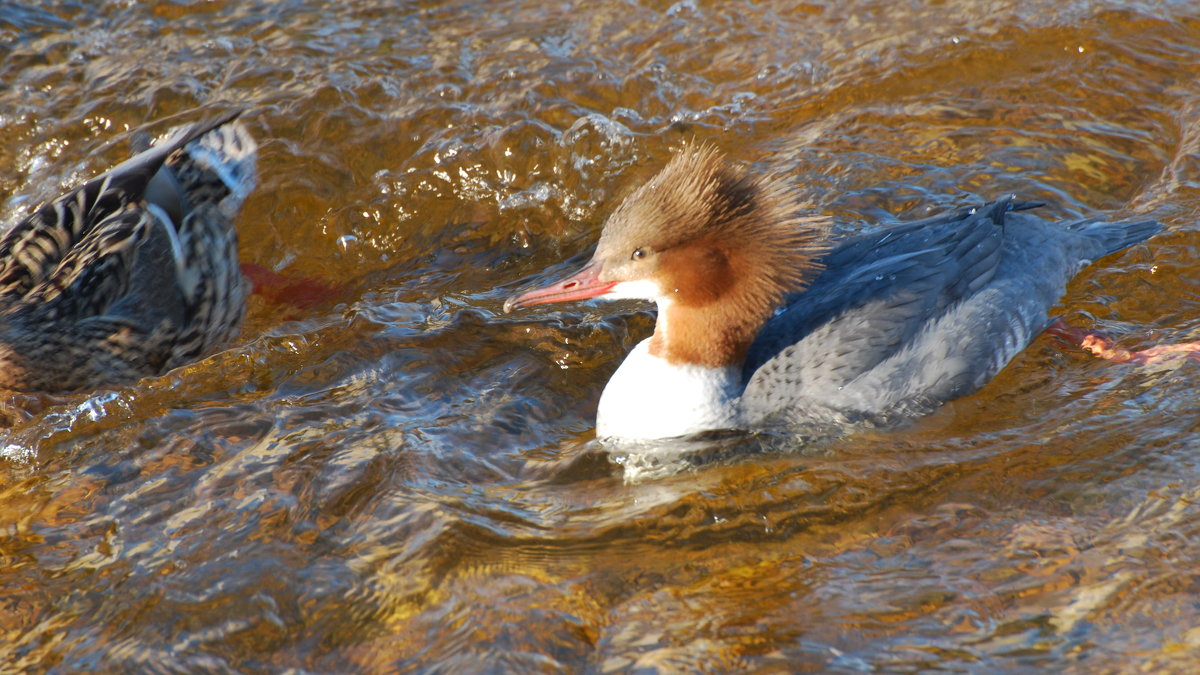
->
740;199;1095;423
744;196;1156;422
745;200;1035;382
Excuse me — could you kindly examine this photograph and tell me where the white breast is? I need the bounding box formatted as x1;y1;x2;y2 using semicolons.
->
595;339;743;440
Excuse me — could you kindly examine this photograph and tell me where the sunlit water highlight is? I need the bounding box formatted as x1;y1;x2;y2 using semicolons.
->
3;0;1200;672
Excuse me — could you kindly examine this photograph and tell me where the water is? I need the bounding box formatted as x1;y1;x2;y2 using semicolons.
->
3;0;1200;672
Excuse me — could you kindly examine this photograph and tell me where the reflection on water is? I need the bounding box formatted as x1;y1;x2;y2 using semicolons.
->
3;0;1200;671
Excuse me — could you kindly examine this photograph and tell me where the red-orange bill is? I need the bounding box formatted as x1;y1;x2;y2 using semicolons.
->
503;261;616;312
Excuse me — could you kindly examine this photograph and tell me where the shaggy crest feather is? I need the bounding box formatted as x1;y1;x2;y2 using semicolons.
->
594;144;827;366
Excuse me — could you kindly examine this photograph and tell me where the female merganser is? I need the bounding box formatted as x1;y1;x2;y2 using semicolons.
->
504;145;1161;441
0;111;256;392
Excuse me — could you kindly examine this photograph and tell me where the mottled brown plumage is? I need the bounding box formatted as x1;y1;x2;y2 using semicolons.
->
0;112;257;392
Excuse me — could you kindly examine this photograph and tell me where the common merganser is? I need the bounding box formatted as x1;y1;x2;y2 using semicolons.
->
0;111;256;392
504;145;1161;441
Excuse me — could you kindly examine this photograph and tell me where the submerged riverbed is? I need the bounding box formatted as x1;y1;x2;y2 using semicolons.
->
3;0;1200;672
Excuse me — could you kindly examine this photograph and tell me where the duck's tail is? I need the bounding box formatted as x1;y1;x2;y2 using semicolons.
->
1066;215;1161;260
150;113;258;223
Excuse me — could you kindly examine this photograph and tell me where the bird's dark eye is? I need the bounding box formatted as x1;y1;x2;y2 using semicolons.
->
631;248;647;261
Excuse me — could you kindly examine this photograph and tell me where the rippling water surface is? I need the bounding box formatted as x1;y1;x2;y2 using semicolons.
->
4;0;1200;672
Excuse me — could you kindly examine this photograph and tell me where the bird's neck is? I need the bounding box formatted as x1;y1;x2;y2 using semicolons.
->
644;293;768;370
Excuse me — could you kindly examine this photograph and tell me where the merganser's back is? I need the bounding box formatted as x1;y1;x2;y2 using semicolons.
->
740;200;1158;428
504;146;1160;441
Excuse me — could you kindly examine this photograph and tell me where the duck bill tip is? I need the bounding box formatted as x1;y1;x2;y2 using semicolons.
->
503;261;616;313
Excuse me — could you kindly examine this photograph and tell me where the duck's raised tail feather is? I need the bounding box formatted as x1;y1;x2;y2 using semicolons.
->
1066;216;1161;260
159;112;258;220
